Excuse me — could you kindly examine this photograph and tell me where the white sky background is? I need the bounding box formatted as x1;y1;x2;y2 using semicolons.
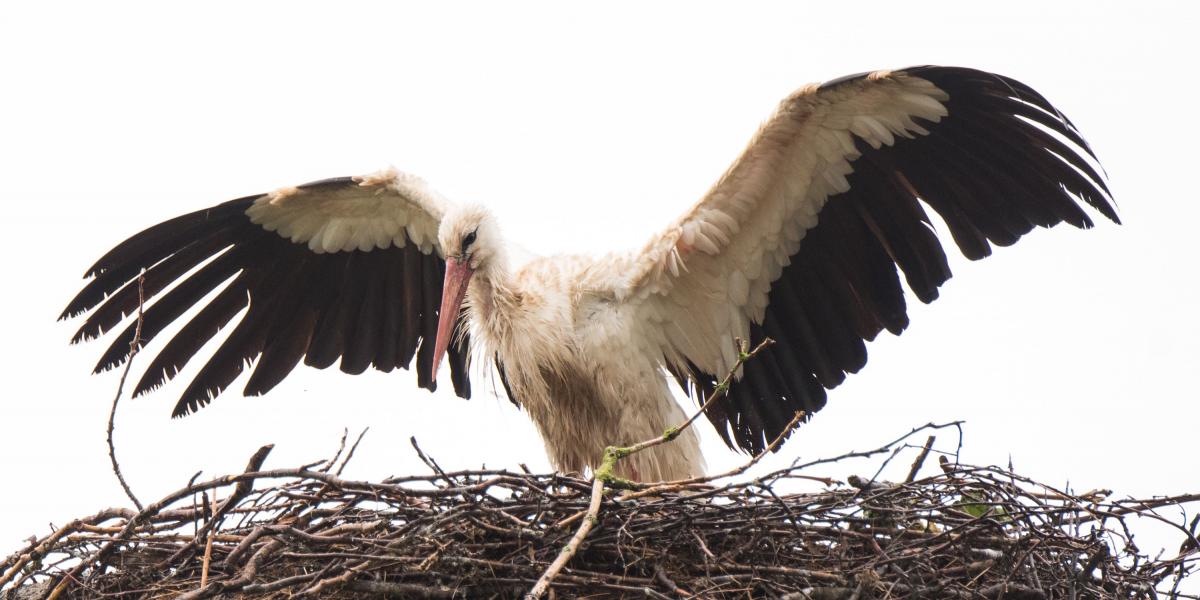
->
1;0;1197;579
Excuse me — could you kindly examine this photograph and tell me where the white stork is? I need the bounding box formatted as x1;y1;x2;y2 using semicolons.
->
63;66;1117;482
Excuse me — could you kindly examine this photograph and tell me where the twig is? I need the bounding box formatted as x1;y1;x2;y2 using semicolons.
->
106;273;146;511
349;580;460;598
905;435;937;483
200;492;214;588
594;337;776;488
665;337;776;445
525;478;605;599
620;410;807;500
411;436;452;483
317;428;350;473
336;427;369;476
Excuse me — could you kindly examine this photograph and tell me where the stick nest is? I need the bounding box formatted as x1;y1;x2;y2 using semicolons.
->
3;427;1198;600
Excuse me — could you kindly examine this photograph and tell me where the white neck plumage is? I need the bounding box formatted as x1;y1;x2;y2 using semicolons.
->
465;250;518;337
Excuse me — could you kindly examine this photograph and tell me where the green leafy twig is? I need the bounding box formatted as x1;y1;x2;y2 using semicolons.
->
596;337;776;487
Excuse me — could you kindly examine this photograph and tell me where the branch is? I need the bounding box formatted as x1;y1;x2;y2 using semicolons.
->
905;435;937;483
595;337;776;488
525;478;604;599
619;409;809;500
106;272;146;511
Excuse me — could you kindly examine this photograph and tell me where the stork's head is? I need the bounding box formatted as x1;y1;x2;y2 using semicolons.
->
431;203;503;380
437;204;503;273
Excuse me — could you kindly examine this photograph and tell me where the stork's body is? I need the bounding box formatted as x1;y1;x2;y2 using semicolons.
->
62;66;1118;481
468;252;704;480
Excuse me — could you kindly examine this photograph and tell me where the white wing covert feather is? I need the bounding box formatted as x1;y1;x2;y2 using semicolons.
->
626;72;951;374
246;168;449;255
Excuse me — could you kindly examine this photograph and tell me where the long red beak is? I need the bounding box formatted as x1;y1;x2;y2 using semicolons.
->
431;257;474;381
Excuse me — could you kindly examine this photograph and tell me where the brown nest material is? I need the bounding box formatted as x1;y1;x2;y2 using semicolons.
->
2;423;1198;600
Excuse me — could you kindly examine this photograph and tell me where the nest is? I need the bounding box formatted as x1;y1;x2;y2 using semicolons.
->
2;425;1198;600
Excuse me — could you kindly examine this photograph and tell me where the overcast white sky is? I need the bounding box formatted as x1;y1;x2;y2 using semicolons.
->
1;0;1197;576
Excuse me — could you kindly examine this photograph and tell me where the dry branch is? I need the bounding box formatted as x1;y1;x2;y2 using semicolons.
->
105;273;146;512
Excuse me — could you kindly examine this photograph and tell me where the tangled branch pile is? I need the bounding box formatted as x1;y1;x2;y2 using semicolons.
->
3;425;1198;600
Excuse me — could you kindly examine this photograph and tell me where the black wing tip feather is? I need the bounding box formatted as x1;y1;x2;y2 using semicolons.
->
133;372;169;398
172;394;208;418
823;65;1117;219
80;196;258;279
59;305;86;322
62;196;258;330
908;66;1117;220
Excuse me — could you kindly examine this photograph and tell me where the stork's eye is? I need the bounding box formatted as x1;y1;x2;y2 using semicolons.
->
461;229;478;253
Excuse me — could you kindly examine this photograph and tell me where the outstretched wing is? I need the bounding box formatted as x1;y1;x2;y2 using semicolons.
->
618;66;1118;453
62;168;474;416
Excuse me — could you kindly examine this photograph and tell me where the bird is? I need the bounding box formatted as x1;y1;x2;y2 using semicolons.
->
62;66;1117;482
